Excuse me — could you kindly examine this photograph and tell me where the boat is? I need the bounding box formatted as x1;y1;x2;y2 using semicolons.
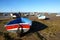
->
5;17;32;33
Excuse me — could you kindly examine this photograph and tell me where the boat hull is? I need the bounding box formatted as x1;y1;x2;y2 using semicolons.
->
5;23;30;33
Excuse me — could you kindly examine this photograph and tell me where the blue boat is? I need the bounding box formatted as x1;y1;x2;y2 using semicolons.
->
5;17;32;33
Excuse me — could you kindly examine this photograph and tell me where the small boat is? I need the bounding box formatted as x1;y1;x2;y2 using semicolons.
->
37;14;46;19
5;17;32;33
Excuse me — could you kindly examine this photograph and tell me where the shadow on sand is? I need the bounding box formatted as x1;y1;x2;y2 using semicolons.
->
19;21;48;40
20;21;48;37
45;18;50;20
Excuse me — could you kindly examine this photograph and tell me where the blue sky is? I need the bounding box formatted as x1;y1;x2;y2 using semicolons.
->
0;0;60;12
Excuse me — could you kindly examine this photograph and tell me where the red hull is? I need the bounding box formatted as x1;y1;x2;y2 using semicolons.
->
5;23;30;30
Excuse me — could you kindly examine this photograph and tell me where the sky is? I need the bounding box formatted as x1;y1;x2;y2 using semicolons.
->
0;0;60;13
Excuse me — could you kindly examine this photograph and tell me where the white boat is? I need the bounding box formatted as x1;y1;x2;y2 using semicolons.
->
37;14;46;19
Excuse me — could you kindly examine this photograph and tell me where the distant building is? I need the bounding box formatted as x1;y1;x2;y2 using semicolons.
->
56;15;60;16
49;13;57;16
56;13;60;16
0;13;12;20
